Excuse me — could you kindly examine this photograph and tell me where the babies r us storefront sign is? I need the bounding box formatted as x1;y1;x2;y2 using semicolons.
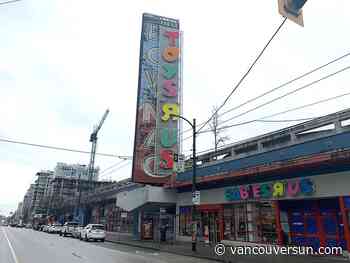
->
225;178;315;201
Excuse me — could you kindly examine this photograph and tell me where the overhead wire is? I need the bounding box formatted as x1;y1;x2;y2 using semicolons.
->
0;137;132;159
181;118;315;155
217;65;350;127
196;17;288;133
184;92;350;156
181;51;350;135
182;64;350;142
99;161;132;178
99;160;128;176
0;0;21;6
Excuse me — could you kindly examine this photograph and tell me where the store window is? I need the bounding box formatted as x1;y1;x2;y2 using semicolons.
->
179;206;192;236
114;208;133;233
223;202;277;244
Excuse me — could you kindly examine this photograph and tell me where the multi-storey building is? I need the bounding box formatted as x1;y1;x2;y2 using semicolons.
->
53;163;99;181
22;183;35;222
31;170;54;216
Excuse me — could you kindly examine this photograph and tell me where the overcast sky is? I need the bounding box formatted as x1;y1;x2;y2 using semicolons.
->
1;0;350;215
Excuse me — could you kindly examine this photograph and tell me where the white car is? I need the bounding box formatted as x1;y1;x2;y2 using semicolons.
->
42;225;50;232
72;226;84;239
80;224;105;242
49;224;62;234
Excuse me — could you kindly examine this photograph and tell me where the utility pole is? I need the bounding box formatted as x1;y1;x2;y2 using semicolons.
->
171;114;197;252
191;118;197;252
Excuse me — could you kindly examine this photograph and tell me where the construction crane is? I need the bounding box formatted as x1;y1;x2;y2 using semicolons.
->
88;109;110;185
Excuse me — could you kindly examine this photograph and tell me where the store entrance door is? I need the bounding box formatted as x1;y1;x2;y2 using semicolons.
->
201;211;221;244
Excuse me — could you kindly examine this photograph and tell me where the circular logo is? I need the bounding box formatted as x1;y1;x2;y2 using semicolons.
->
214;243;226;256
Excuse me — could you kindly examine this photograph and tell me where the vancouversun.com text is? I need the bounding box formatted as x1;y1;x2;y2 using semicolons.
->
214;243;343;256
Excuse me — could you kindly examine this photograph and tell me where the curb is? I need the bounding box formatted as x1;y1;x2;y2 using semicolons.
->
105;239;223;262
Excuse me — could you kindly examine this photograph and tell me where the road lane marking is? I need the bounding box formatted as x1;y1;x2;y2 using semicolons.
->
2;228;20;263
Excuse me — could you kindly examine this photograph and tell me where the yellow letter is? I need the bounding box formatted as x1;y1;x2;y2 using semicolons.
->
161;103;179;121
273;182;284;197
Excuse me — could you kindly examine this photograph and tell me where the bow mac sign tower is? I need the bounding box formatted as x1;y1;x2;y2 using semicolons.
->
132;13;182;185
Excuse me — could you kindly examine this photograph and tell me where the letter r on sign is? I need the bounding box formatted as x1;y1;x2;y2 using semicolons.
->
161;103;179;121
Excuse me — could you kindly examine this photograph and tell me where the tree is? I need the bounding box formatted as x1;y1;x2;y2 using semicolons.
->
209;106;230;154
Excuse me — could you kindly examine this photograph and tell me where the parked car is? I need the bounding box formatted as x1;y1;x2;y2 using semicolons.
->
25;223;32;229
48;224;62;234
80;224;105;242
42;225;50;232
60;222;79;237
72;226;84;239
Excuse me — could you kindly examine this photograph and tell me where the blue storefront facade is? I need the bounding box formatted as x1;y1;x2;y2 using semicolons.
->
174;125;350;251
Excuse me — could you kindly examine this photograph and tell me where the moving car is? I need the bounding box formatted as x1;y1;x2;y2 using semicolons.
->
80;224;105;242
60;222;79;237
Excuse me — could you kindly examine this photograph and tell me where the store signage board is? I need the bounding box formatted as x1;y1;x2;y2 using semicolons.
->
173;153;185;173
225;178;315;201
132;13;182;185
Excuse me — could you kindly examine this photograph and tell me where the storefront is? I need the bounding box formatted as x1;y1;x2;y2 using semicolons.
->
116;184;177;242
278;198;350;250
176;170;350;251
141;206;176;241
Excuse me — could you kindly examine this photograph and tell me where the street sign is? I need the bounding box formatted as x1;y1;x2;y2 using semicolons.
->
192;191;200;205
173;153;185;173
278;0;307;27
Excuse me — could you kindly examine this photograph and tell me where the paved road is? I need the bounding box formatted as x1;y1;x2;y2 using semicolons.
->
0;226;215;263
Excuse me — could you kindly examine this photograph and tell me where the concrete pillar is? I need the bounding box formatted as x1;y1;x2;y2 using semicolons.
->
246;203;255;242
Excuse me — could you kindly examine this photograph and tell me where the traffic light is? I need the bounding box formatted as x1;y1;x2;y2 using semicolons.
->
278;0;307;27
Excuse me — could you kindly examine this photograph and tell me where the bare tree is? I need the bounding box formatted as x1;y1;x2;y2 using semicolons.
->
209;106;230;154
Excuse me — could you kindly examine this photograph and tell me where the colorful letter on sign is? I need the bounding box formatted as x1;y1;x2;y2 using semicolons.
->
225;178;315;201
132;13;181;184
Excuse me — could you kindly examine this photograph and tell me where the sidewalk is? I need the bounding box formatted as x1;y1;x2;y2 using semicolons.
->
105;232;349;263
105;231;221;261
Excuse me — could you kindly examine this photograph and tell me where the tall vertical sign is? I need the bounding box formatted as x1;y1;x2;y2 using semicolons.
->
132;13;181;185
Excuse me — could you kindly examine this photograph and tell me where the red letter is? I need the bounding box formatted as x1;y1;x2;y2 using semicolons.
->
252;184;261;199
159;149;174;169
240;186;249;200
163;80;177;97
164;31;179;46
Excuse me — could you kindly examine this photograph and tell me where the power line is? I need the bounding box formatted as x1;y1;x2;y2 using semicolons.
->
183;65;350;142
99;161;131;178
99;160;128;176
217;65;350;127
0;0;21;6
181;51;350;135
208;92;350;133
184;93;350;156
197;17;287;133
0;137;132;159
182;118;314;154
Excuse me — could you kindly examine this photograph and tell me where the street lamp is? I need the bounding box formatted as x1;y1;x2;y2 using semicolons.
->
170;114;197;252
